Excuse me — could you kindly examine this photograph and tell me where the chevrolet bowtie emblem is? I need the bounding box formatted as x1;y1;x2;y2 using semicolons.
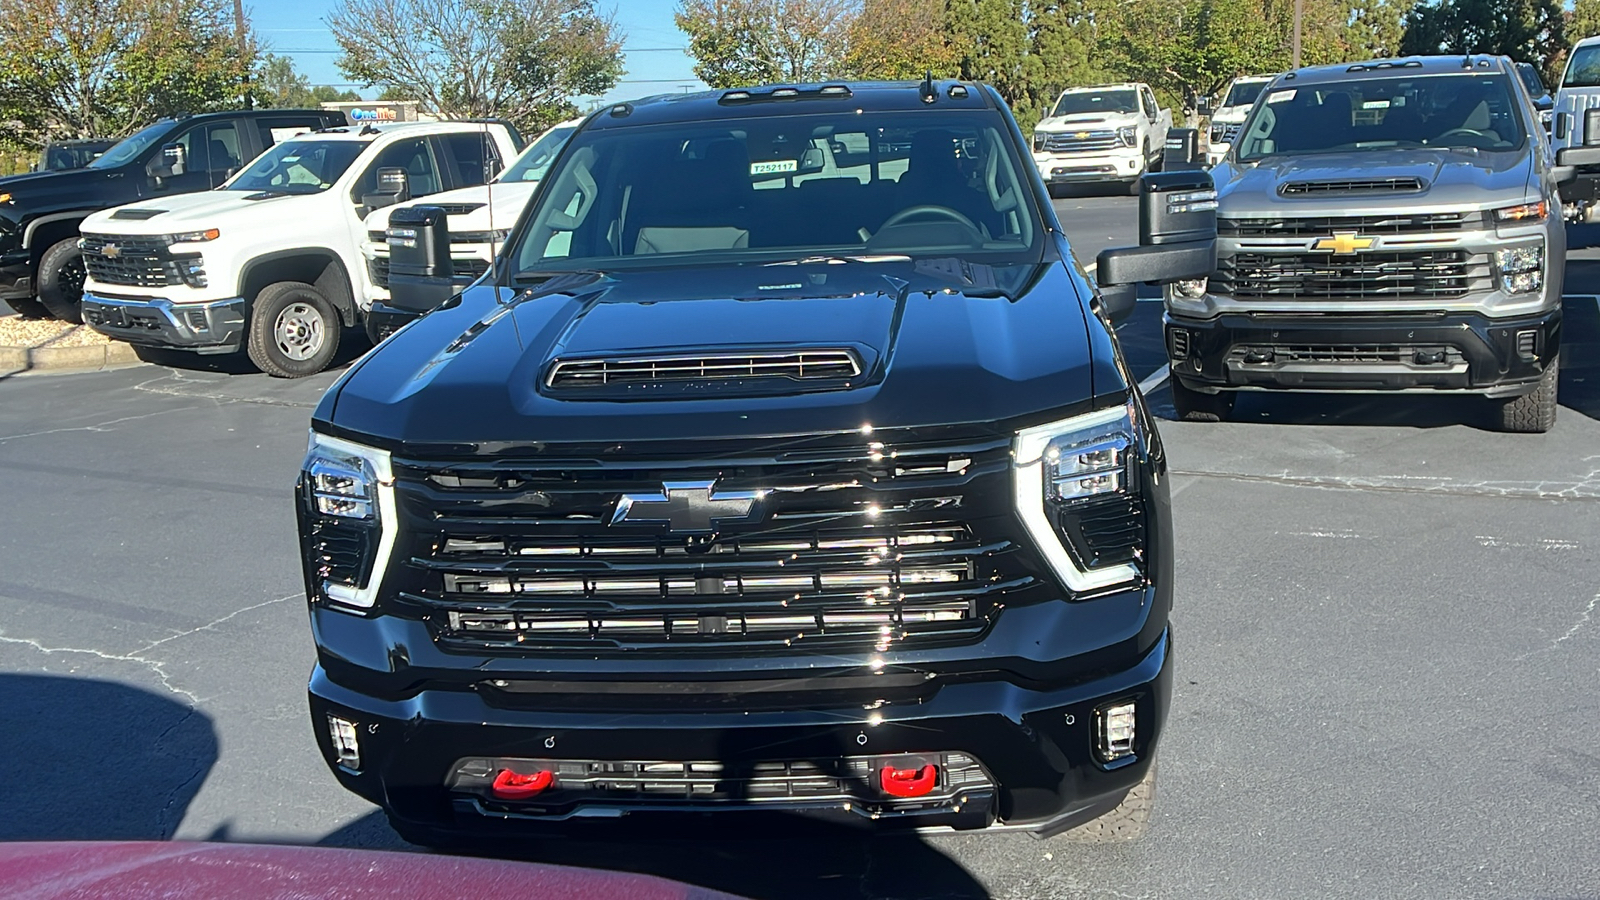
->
101;243;121;258
1075;131;1090;139
1312;233;1375;254
612;481;766;533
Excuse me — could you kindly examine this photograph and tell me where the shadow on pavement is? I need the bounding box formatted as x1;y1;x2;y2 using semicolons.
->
129;328;371;377
318;810;989;900
0;673;217;840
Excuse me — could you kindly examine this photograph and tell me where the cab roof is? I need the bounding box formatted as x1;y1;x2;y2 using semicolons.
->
1276;55;1514;88
581;80;999;130
283;121;508;143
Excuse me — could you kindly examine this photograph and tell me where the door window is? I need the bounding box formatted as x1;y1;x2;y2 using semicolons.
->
355;138;441;201
256;117;322;151
440;133;504;187
171;122;243;186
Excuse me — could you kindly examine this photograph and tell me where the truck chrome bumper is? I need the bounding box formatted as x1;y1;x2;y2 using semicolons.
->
82;293;246;354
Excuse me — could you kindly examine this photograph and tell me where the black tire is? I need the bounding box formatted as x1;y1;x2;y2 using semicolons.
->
5;296;52;318
1056;761;1157;843
246;281;341;378
1170;376;1235;421
1496;362;1558;433
36;237;87;323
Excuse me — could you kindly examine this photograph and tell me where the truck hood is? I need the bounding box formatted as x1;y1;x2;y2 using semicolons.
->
0;167;117;207
80;189;312;235
324;260;1102;446
1210;106;1252;125
1214;147;1535;214
1035;111;1141;132
364;182;540;233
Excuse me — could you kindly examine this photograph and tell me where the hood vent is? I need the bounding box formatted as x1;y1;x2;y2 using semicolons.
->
110;208;165;220
1279;177;1426;196
432;203;486;215
546;349;862;393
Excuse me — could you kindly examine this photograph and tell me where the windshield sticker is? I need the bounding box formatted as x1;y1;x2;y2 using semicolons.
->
269;127;312;143
1362;100;1391;110
1266;89;1296;103
750;159;798;175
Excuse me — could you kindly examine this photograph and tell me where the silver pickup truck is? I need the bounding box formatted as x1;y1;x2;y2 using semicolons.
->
1168;55;1572;432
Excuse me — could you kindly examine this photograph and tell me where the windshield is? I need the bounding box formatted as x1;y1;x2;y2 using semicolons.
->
1565;45;1600;87
86;120;173;170
1236;74;1527;160
500;125;577;183
1224;81;1268;108
224;139;368;194
512;112;1041;276
1517;63;1546;97
1052;90;1137;117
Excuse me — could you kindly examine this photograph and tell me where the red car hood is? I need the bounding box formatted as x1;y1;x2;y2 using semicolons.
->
0;842;744;900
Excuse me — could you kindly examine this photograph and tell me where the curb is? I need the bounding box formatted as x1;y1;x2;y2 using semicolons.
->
0;341;142;375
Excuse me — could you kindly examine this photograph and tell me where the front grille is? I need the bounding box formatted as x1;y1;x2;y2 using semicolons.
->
1214;250;1488;300
1279;177;1426;196
367;257;390;288
80;234;179;287
547;350;862;389
1043;131;1122;153
367;256;486;290
1220;212;1482;236
388;439;1050;654
1231;344;1465;365
1209;123;1241;144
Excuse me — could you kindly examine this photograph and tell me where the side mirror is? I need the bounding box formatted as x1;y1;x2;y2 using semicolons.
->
147;143;187;179
1197;96;1214;117
386;204;456;313
362;166;411;210
1162;128;1203;171
1535;96;1554;112
1096;171;1218;287
1556;112;1571;142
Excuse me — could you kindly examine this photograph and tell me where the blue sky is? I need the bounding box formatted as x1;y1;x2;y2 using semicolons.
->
254;0;708;107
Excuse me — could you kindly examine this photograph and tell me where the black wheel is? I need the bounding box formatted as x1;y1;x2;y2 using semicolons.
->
36;237;86;323
1496;362;1558;433
5;296;52;318
1170;376;1235;421
246;281;341;378
1056;761;1157;843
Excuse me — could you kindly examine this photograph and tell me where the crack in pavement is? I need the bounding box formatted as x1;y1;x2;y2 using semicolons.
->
1172;467;1600;501
132;371;321;409
0;404;208;444
1517;591;1600;660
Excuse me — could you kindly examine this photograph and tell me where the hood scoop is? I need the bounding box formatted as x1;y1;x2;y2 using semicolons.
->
433;202;486;215
110;208;166;220
544;349;862;399
1279;177;1425;196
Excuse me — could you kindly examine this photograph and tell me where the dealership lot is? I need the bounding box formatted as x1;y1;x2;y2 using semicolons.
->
1;193;1598;899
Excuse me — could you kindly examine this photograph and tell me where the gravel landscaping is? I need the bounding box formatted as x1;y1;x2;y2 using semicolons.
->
0;314;116;349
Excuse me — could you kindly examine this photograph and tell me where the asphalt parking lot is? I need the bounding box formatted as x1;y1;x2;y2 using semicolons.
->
2;192;1598;899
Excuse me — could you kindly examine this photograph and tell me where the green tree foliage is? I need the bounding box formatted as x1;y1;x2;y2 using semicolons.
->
1400;0;1566;82
676;0;856;88
0;0;253;148
1343;0;1406;58
1016;0;1116;127
256;53;359;108
840;0;959;80
1574;0;1600;46
947;0;1031;110
329;0;624;131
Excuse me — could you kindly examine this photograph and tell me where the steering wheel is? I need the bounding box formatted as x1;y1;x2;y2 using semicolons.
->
879;204;979;232
1433;128;1489;142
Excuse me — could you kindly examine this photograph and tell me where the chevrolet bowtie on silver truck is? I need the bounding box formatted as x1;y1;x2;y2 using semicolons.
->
1033;83;1171;195
297;79;1218;846
1169;55;1574;432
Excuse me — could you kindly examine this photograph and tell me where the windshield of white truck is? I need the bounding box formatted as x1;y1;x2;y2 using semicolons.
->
224;140;369;194
1236;74;1526;160
1224;81;1268;108
1564;45;1600;87
512;112;1042;274
1052;90;1138;116
500;125;577;183
86;120;173;170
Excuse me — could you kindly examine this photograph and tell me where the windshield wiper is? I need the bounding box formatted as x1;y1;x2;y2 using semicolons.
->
763;254;911;266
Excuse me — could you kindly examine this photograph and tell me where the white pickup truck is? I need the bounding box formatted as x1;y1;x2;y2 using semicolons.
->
1032;83;1171;195
78;120;519;376
359;118;579;329
1203;74;1275;165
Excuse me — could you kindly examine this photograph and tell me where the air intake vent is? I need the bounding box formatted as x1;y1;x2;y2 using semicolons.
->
547;349;862;390
109;208;166;220
432;203;486;215
1279;178;1425;196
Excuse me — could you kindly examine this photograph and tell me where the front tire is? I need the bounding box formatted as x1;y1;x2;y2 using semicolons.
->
1170;377;1235;421
246;281;341;378
1056;761;1157;843
36;237;87;323
1496;362;1558;433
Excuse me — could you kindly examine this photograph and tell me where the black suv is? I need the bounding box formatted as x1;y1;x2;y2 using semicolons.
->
0;108;344;321
297;81;1210;844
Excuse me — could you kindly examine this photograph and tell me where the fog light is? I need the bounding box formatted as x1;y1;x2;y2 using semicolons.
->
1096;700;1137;762
328;715;360;770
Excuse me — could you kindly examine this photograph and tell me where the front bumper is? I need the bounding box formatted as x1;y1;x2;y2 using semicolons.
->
82;292;246;353
364;299;423;344
1034;149;1145;184
308;609;1172;839
0;250;31;300
1166;308;1561;397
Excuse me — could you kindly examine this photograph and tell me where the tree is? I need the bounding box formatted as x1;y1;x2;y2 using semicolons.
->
1574;0;1600;46
1400;0;1566;82
329;0;624;131
312;85;362;103
257;55;362;107
1343;0;1405;58
840;0;958;80
0;0;254;148
1098;0;1291;122
1021;0;1117;126
947;0;1031;110
676;0;856;88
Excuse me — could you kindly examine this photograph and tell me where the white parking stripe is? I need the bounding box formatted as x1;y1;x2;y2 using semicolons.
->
1136;363;1170;395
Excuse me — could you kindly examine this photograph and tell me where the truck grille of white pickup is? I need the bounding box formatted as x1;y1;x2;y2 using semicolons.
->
1219;211;1480;236
387;440;1062;654
1214;250;1488;300
1042;131;1121;153
366;256;490;289
80;234;182;288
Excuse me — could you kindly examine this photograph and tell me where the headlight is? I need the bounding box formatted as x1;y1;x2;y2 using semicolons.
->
1118;126;1137;147
1495;244;1543;294
299;432;396;610
1171;278;1207;299
451;229;511;244
168;228;220;243
1209;125;1225;143
1033;132;1047;152
1014;405;1145;593
1493;201;1546;223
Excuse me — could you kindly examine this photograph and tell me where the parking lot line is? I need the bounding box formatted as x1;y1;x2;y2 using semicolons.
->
1137;363;1170;395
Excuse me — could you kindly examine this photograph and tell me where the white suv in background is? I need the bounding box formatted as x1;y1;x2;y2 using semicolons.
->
360;119;580;314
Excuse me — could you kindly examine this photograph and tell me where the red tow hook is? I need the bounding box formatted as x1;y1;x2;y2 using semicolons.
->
880;763;938;798
491;768;554;799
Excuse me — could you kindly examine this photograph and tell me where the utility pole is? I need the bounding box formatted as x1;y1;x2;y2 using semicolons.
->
234;0;252;109
1292;0;1303;69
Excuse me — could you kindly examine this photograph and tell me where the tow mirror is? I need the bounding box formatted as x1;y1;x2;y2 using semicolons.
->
1096;170;1218;292
147;143;187;179
363;167;411;210
1197;96;1214;117
386;205;456;314
1557;146;1600;167
1162;129;1203;171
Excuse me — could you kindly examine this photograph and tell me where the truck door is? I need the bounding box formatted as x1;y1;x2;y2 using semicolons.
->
158;120;246;192
348;137;444;291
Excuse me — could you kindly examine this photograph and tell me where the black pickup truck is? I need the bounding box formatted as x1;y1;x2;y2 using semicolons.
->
296;80;1214;845
0;108;344;321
